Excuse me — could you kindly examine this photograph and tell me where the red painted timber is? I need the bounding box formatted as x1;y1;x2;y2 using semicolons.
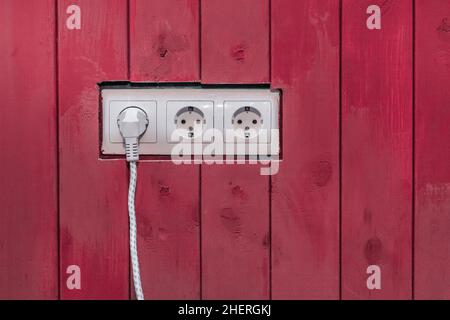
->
201;0;270;84
0;0;58;299
271;0;340;299
342;0;413;299
130;0;200;82
415;0;450;300
129;0;201;299
58;0;129;299
201;0;270;299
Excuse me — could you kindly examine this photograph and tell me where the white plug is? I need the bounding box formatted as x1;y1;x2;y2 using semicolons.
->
117;107;149;162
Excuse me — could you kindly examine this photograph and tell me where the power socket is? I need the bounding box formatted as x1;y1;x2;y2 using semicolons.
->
226;104;270;142
166;101;214;143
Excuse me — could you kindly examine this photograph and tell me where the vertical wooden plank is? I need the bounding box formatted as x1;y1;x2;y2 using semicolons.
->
342;0;413;299
130;0;200;82
201;0;270;299
59;0;129;299
0;0;58;299
202;167;270;299
201;0;270;84
129;0;201;299
415;0;450;300
271;0;340;299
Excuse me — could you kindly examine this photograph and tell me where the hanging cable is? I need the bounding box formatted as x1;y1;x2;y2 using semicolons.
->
128;161;144;300
117;107;149;300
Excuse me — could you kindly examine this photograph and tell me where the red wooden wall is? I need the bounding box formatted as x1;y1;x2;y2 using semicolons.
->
0;0;449;300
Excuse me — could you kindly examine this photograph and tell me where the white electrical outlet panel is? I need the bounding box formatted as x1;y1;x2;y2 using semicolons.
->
101;88;280;157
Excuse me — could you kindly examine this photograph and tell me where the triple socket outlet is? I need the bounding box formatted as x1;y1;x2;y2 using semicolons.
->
101;88;280;157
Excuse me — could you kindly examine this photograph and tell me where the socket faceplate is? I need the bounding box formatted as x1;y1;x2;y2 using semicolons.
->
101;88;280;157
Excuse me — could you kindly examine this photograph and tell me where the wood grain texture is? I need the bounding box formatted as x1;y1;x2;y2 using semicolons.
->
342;0;413;299
201;166;270;299
415;0;450;300
271;0;340;299
130;0;201;300
130;0;200;82
58;0;129;299
0;0;58;300
201;0;270;300
201;0;270;84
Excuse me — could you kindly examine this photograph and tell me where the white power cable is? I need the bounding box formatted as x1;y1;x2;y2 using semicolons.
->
128;161;144;300
117;107;149;301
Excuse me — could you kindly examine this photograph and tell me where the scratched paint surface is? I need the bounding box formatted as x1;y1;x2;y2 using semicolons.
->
0;0;58;299
201;0;271;300
415;0;450;300
342;0;413;299
0;0;449;300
